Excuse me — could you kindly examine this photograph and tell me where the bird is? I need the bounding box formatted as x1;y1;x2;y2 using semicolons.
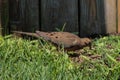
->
12;31;92;51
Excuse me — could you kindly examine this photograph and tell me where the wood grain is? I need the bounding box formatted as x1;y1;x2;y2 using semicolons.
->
80;0;117;37
104;0;116;33
41;0;78;32
9;0;39;32
0;0;2;35
118;0;120;33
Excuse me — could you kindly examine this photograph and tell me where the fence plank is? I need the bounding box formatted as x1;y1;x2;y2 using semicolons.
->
9;0;21;31
0;0;2;35
1;0;9;34
80;0;116;37
7;0;118;36
118;0;120;33
9;0;39;32
41;0;78;32
21;0;39;32
80;0;110;37
104;0;116;33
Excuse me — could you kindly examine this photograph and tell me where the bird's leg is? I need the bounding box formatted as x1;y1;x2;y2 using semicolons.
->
89;43;92;49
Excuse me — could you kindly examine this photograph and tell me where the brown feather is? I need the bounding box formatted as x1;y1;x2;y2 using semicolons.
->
12;31;92;51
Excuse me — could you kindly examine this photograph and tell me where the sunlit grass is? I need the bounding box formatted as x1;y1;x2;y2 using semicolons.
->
0;35;120;80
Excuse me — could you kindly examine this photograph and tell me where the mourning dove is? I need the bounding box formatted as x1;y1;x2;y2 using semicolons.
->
13;31;92;51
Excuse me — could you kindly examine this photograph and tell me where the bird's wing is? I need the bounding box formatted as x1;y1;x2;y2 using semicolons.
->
36;31;83;48
36;31;51;41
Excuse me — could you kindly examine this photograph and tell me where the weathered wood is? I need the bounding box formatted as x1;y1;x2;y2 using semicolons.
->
80;0;116;37
9;0;21;31
104;0;116;33
21;0;39;32
80;0;105;36
118;0;120;33
7;0;118;36
80;0;100;37
1;0;9;35
41;0;78;32
0;0;2;35
96;0;106;34
9;0;39;32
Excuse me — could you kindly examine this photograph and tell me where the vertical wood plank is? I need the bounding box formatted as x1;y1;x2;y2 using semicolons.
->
41;0;78;33
22;0;39;32
1;0;9;34
9;0;39;32
96;0;106;34
80;0;100;37
0;0;2;35
9;0;21;31
104;0;116;33
80;0;116;37
118;0;120;33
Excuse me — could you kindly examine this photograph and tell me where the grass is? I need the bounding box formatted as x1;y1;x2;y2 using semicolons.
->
0;35;120;80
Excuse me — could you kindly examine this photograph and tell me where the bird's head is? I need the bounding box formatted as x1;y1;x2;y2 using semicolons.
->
81;38;91;44
80;38;92;49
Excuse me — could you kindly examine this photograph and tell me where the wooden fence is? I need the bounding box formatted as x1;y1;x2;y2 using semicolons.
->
0;0;2;35
0;0;119;37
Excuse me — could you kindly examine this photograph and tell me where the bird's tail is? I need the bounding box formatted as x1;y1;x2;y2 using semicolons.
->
12;31;39;38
